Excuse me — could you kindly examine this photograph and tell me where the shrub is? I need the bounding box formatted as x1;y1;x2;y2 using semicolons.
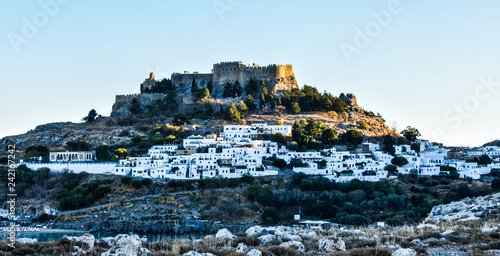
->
391;157;409;167
440;178;449;185
240;173;255;184
141;178;152;187
349;248;392;256
121;176;132;184
492;178;500;191
131;179;142;189
262;207;280;224
272;158;288;169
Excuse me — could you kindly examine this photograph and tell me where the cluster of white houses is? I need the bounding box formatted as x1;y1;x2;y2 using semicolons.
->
23;123;500;182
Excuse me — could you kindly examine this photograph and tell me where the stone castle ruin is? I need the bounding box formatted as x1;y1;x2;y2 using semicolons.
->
170;61;298;96
112;61;299;116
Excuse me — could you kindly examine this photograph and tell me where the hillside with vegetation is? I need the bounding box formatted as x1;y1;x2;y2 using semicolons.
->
0;81;397;157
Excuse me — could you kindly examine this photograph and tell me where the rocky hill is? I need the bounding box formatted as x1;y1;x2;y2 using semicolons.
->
484;140;500;147
0;118;133;152
0;112;395;154
1;90;397;153
425;192;500;223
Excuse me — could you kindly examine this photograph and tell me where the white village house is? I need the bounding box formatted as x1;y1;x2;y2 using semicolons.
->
21;124;498;182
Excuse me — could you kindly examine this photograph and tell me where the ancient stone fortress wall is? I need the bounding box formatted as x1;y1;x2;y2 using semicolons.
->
111;93;164;116
207;61;298;92
171;72;213;87
114;93;164;103
111;61;298;116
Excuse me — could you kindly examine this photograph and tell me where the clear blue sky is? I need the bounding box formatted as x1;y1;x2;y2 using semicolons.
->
1;0;499;147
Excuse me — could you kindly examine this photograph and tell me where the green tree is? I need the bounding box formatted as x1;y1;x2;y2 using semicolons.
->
321;128;338;144
260;86;268;108
290;102;301;114
95;144;111;161
238;100;249;116
201;88;210;99
191;78;197;93
359;122;369;130
24;146;49;162
272;158;287;169
383;135;396;155
233;80;242;97
401;126;421;142
289;158;307;168
245;95;256;111
173;113;190;126
272;132;286;145
207;80;213;94
82;109;98;123
224;102;241;122
129;98;141;114
292;121;309;147
478;155;493;165
340;129;363;146
245;77;258;97
391;157;409;167
411;143;421;153
262;207;280;224
131;179;142;189
492;178;500;191
304;118;326;137
223;82;233;97
240;173;255;184
384;164;399;175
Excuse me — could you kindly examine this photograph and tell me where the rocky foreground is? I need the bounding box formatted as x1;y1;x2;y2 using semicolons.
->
2;194;500;256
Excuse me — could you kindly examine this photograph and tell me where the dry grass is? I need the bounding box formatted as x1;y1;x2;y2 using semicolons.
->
348;248;392;256
261;245;298;256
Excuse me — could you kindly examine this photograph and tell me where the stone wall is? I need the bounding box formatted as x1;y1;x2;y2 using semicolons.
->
171;73;213;89
176;61;299;95
111;93;164;117
210;61;298;93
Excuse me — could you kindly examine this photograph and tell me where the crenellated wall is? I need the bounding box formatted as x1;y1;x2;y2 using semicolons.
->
171;73;213;88
110;61;299;117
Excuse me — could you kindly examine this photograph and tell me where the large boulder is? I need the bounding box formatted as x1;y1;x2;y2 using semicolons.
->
280;241;305;253
182;252;215;256
416;224;439;230
318;237;346;252
259;234;281;246
482;227;499;234
392;248;417;256
236;243;247;253
283;234;302;242
426;193;500;222
299;230;317;240
66;233;95;252
245;226;264;237
247;249;262;256
274;226;294;236
215;228;236;240
339;93;360;112
102;234;150;256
